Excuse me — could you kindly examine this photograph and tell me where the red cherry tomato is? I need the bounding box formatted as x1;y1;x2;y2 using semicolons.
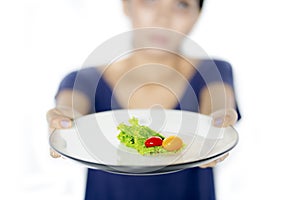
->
145;136;163;148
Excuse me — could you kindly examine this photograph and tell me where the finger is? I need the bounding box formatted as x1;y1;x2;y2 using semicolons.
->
50;148;61;158
46;108;73;123
213;114;235;127
46;108;61;122
219;153;229;161
199;153;229;168
56;105;82;119
49;117;72;129
47;109;72;129
211;108;238;127
199;160;218;168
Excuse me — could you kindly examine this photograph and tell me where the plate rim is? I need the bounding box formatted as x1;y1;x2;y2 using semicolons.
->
49;109;239;174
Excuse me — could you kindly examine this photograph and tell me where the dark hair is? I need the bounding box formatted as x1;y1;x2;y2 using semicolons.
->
199;0;204;10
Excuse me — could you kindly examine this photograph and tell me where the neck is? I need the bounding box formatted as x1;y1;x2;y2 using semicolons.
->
128;49;184;70
121;50;195;83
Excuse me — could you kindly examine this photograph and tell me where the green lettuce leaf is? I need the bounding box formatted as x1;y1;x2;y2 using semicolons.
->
117;117;166;155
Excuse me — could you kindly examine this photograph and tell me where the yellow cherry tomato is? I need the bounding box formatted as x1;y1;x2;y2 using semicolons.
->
162;136;183;151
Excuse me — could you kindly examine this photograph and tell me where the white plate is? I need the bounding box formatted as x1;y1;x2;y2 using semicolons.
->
49;109;238;175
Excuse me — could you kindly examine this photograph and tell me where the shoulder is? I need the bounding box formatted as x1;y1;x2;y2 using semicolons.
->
70;66;101;77
62;67;101;82
58;67;102;90
200;58;233;71
195;58;235;85
198;58;234;79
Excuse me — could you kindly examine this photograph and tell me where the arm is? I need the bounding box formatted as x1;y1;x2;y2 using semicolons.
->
47;68;100;157
198;83;238;168
46;89;91;158
200;82;236;115
47;89;91;128
200;82;238;127
48;68;99;128
55;89;91;116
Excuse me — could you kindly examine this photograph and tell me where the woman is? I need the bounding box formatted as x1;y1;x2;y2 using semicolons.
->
47;0;240;199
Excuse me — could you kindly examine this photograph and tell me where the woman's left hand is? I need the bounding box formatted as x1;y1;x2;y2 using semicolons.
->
199;153;229;168
210;108;238;127
199;108;238;168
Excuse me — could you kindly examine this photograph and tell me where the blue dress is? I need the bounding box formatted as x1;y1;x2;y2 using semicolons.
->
56;59;241;200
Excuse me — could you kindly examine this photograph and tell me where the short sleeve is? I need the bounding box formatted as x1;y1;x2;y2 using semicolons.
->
56;71;77;96
198;59;234;87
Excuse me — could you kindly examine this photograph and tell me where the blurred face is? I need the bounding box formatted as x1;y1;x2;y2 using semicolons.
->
123;0;200;52
123;0;200;34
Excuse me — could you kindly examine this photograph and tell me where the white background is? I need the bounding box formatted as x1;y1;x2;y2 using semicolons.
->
1;0;300;199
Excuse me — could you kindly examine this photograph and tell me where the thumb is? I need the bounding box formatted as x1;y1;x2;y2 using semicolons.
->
211;108;237;127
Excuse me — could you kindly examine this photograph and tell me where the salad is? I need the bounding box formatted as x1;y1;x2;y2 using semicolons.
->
117;117;184;155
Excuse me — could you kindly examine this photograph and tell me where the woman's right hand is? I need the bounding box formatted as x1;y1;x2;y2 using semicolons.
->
46;107;75;158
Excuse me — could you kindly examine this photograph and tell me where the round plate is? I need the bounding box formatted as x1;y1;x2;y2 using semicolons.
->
49;109;239;175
